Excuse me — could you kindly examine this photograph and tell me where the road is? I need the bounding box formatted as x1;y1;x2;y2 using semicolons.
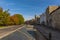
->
0;25;36;40
35;25;60;40
0;25;22;39
25;25;36;39
26;25;47;40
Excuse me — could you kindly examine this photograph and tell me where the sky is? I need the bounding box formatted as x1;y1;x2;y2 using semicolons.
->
0;0;60;21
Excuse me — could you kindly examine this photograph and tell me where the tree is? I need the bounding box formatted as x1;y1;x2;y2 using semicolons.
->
10;15;20;25
2;9;11;26
0;7;4;25
0;7;3;13
14;14;24;24
0;7;24;26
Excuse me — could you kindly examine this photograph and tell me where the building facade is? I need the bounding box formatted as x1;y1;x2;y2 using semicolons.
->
35;15;40;24
40;13;46;25
49;7;60;30
45;6;58;26
45;6;60;30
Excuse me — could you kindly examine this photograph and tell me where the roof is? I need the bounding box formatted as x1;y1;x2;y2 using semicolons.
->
50;6;60;15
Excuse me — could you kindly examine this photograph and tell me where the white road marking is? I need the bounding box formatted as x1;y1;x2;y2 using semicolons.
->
0;26;24;39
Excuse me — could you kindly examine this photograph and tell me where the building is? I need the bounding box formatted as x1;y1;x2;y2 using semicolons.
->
49;7;60;30
45;6;58;26
40;13;46;25
35;15;40;24
45;6;60;30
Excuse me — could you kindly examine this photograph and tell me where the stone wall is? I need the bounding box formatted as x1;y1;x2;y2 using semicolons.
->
51;8;60;30
45;6;58;26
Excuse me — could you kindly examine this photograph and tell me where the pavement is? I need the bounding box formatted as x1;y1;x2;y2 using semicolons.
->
35;30;47;40
35;25;60;40
0;25;35;40
25;25;47;40
0;26;35;40
0;25;22;39
25;25;36;38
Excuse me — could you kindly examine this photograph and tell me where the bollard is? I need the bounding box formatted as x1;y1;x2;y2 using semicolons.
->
49;32;52;40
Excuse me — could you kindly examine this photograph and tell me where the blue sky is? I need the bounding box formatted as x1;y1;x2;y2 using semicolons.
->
0;0;60;21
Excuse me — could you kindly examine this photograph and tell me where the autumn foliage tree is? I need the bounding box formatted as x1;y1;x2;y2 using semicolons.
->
2;10;11;26
0;7;24;26
10;14;24;25
13;14;24;24
10;15;20;25
0;7;3;25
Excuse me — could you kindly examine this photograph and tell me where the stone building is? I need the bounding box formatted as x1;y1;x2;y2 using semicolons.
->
45;6;58;26
49;7;60;30
45;6;60;30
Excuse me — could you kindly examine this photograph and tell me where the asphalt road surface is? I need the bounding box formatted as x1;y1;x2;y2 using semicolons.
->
0;25;35;40
0;25;22;39
26;25;47;40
